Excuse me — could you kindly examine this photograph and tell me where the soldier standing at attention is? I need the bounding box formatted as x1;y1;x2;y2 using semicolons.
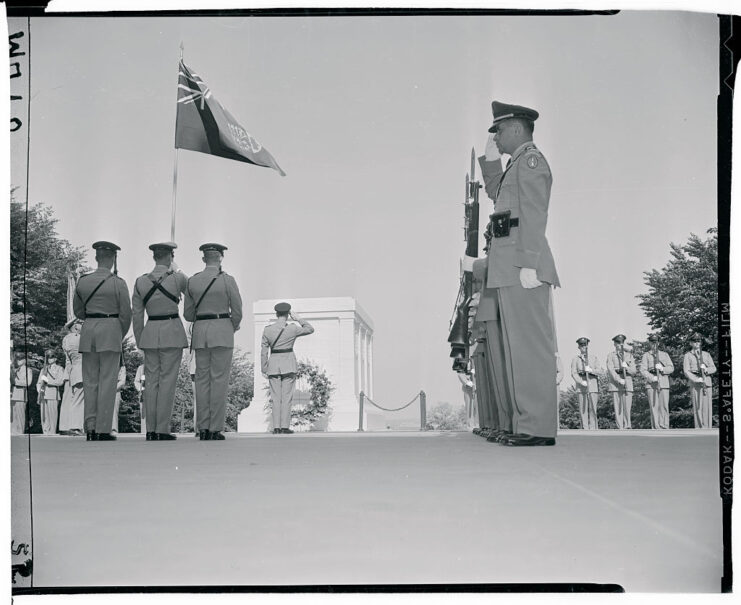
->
473;102;560;446
132;242;188;441
683;332;716;428
639;334;674;429
73;241;132;441
606;334;636;429
571;337;600;430
261;303;314;434
184;244;242;441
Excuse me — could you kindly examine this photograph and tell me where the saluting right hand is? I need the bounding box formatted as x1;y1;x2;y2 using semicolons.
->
485;133;500;161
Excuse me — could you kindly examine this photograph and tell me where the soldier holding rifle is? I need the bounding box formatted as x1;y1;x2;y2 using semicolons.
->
606;334;636;429
639;334;674;429
570;337;600;430
683;332;716;428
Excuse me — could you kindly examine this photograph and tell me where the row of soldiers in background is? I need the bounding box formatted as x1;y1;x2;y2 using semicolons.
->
572;333;717;430
461;330;717;434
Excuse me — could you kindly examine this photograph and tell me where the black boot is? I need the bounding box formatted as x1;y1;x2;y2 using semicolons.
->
146;432;158;441
96;433;117;441
86;431;97;441
273;428;281;434
281;428;294;434
157;433;177;441
210;431;225;440
199;430;210;441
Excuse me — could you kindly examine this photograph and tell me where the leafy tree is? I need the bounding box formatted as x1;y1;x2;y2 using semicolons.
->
425;402;467;431
118;339;143;433
636;229;718;426
10;195;87;359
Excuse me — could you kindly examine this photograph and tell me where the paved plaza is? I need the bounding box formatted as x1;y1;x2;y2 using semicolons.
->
11;430;723;592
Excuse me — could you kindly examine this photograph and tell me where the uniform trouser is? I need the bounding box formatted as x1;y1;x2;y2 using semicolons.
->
11;400;26;435
269;373;296;429
647;386;670;429
195;347;233;432
471;356;488;429
576;390;599;429
611;390;633;429
143;347;183;434
483;321;513;432
82;350;120;433
487;284;556;437
690;384;712;428
40;397;59;434
473;353;499;430
462;386;476;428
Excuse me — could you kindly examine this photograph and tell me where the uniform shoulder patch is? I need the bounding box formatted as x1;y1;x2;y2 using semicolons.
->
526;154;539;169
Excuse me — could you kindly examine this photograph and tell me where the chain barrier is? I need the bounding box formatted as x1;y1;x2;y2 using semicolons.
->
363;392;420;413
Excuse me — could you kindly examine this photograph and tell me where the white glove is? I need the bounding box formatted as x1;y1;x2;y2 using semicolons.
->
484;133;501;161
655;362;664;373
619;379;626;386
581;381;589;388
695;377;705;384
460;255;476;273
519;267;542;289
584;365;594;374
700;363;707;371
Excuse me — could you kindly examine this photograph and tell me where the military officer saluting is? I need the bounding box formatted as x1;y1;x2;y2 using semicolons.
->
73;241;132;441
682;332;717;428
184;243;243;441
639;334;674;429
261;302;314;434
473;102;560;446
132;242;188;441
571;337;600;430
606;334;636;429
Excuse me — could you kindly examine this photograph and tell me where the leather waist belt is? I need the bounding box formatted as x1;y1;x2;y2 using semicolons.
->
148;313;180;321
86;313;119;319
648;368;659;374
577;372;596;377
196;313;231;320
271;348;294;354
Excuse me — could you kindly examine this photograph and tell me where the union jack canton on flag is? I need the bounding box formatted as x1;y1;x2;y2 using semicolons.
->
175;60;286;176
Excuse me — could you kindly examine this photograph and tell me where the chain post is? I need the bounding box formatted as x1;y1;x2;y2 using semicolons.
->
358;391;364;432
420;390;427;431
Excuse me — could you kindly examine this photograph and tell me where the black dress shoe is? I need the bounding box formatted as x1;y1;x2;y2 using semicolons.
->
146;432;158;441
199;430;211;441
503;434;556;447
96;433;117;441
273;428;281;434
86;431;97;441
486;430;504;443
210;431;225;440
157;433;176;441
281;428;294;434
472;428;481;436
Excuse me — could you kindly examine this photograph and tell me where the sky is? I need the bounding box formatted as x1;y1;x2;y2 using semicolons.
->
8;9;719;411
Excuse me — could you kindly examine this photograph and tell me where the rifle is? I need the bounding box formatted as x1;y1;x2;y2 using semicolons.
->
449;148;481;372
696;348;708;396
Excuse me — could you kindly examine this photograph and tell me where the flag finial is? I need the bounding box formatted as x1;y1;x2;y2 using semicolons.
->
179;41;184;59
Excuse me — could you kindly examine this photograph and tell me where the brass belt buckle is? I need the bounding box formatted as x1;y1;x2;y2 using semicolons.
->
491;210;512;238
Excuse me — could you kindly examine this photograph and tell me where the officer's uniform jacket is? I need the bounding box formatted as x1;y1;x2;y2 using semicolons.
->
131;264;188;349
183;266;243;348
38;363;65;400
11;364;34;401
73;268;132;353
62;332;83;386
639;350;674;389
571;354;600;393
261;319;314;375
683;351;716;387
606;351;636;392
479;142;560;289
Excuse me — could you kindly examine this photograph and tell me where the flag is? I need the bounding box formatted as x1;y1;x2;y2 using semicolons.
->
175;59;286;176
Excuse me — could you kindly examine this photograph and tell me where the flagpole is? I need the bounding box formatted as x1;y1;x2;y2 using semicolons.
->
171;42;184;242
